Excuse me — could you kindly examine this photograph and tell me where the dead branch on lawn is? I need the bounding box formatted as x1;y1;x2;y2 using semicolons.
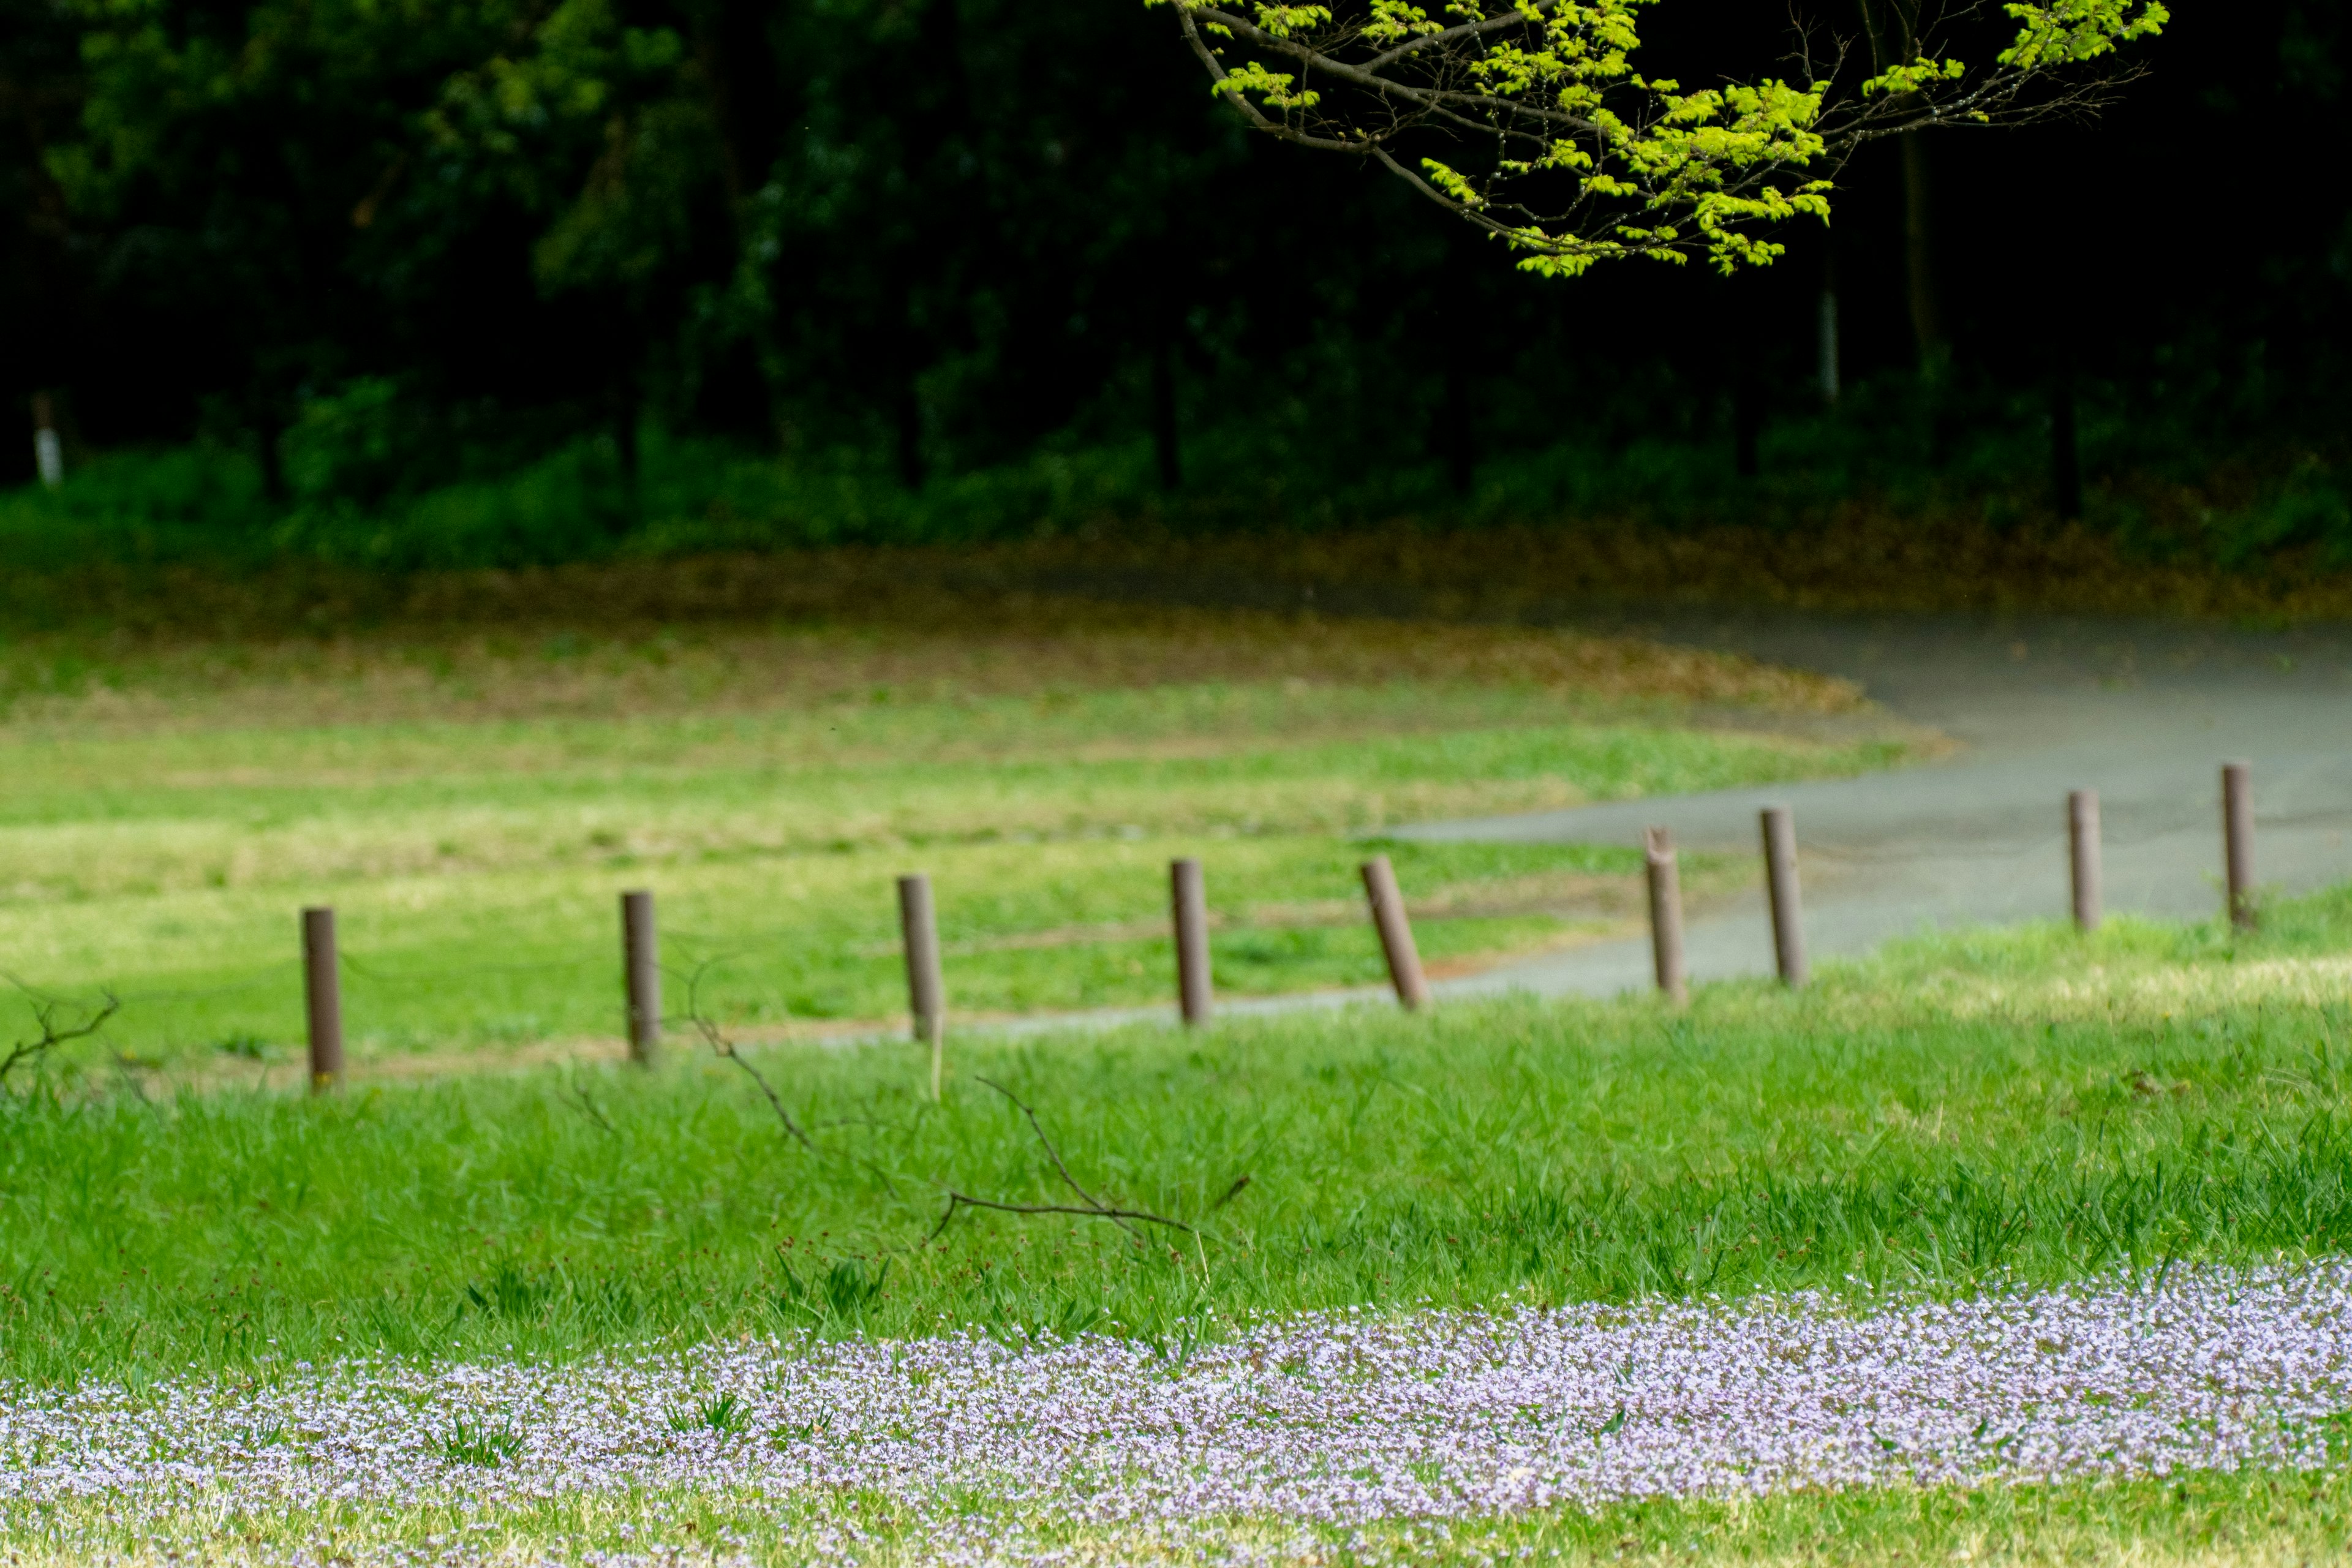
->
695;1009;814;1150
930;1077;1199;1243
0;990;121;1088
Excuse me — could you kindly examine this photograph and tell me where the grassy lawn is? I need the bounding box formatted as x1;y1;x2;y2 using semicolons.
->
13;1469;2352;1566
0;600;1904;1070
14;587;2351;1565
12;891;2352;1383
4;889;2352;1559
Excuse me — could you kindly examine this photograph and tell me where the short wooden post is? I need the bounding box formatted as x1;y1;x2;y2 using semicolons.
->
1759;806;1808;987
620;889;660;1065
1360;854;1430;1010
898;873;946;1098
1170;858;1212;1027
302;906;343;1093
2067;789;2101;933
2222;760;2255;930
1643;826;1687;1005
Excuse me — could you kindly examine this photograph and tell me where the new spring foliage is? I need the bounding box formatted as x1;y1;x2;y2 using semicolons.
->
1162;0;2168;275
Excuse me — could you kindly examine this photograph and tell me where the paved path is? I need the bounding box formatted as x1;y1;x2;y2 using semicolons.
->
1400;609;2352;1001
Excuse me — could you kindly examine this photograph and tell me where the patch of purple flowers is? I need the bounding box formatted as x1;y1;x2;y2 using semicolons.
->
1;1261;2346;1551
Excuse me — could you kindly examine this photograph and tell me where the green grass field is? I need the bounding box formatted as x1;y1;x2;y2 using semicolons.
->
0;601;1901;1074
5;892;2350;1384
10;594;2351;1565
7;893;2352;1561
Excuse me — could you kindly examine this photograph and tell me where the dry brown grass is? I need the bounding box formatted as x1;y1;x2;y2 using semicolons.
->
9;509;2341;741
0;578;1866;736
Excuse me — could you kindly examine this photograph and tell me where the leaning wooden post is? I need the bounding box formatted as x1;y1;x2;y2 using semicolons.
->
898;874;946;1098
2222;760;2255;930
2067;788;2102;933
620;889;661;1065
301;906;344;1093
1170;858;1212;1027
1643;826;1687;1005
1360;854;1430;1010
1759;806;1808;987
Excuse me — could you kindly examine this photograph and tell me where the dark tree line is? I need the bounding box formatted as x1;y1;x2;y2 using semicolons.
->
1;0;2345;510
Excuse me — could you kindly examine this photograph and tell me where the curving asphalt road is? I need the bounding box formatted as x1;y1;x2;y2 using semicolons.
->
1400;609;2352;1000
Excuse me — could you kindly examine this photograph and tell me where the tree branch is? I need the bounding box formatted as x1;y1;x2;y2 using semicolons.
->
1169;0;2163;274
683;959;814;1151
0;990;120;1088
930;1076;1199;1243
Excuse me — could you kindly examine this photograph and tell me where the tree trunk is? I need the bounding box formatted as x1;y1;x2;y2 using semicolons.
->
611;361;639;486
882;0;970;491
605;355;641;532
1733;352;1762;479
691;0;791;453
894;377;926;489
1817;247;1841;405
1434;236;1479;498
257;410;288;503
1900;130;1947;369
1442;356;1474;497
1150;324;1180;492
2050;351;2082;521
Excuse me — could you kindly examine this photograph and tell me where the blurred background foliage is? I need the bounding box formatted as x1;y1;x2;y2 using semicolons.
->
0;0;2346;571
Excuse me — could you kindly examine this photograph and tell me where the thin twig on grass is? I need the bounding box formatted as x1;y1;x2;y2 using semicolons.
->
930;1077;1198;1243
556;1067;615;1134
694;1011;815;1152
0;990;121;1088
677;968;1215;1250
682;962;909;1199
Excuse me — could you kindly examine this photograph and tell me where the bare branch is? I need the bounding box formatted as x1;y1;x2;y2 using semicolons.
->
929;1190;1198;1243
974;1076;1114;1213
0;990;120;1088
683;959;814;1151
679;959;913;1202
929;1077;1198;1244
692;1014;815;1152
557;1066;616;1134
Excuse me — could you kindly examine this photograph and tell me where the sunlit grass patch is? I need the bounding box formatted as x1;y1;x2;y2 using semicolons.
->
7;1470;2351;1566
1791;878;2352;1030
0;598;1910;1064
7;883;2352;1385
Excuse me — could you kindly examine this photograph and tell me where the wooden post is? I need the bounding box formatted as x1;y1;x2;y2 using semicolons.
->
1759;806;1808;987
2067;789;2101;933
302;906;343;1093
1643;826;1687;1005
1170;858;1212;1027
620;889;660;1065
898;873;946;1098
1360;854;1430;1010
2222;760;2255;930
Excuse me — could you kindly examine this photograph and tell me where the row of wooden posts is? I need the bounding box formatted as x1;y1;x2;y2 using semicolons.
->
295;853;1433;1095
1640;760;2263;1004
293;761;2265;1094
